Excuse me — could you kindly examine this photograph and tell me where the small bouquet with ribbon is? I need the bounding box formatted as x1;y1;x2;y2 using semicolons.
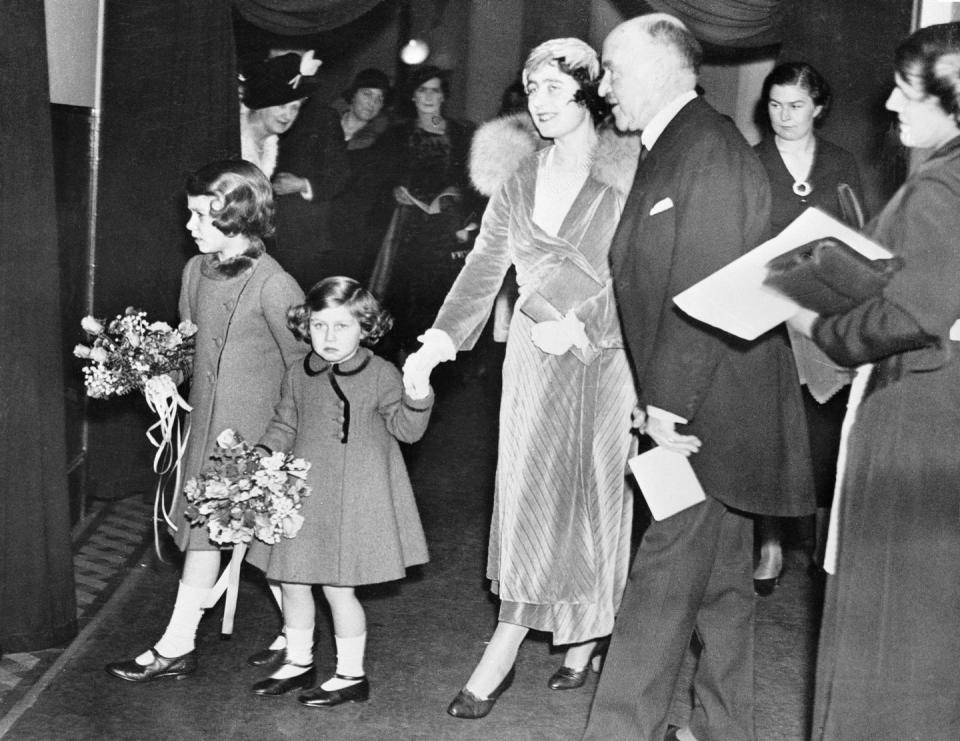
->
183;429;312;546
74;307;198;555
183;429;312;635
74;308;197;399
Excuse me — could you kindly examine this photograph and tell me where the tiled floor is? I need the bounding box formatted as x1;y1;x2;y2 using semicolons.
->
0;495;155;717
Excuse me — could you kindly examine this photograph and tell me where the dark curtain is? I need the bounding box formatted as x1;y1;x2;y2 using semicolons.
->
85;0;239;497
617;0;784;47
234;0;389;34
0;0;78;651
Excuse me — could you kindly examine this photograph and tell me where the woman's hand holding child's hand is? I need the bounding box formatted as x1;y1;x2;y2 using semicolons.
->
402;329;456;400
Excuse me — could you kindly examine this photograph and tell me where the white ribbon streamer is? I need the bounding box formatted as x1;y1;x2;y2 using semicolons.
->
203;542;247;637
143;374;192;559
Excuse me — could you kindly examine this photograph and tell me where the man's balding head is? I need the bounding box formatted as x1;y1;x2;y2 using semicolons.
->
600;13;701;132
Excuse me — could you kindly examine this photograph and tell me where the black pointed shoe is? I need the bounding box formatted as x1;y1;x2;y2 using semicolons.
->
105;649;197;682
297;674;370;707
548;665;588;690
247;647;286;667
252;664;315;696
447;667;516;719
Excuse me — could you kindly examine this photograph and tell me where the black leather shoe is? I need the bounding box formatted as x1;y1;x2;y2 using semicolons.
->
447;667;515;719
298;674;370;707
247;647;286;667
252;664;315;696
105;649;197;682
753;576;779;596
548;665;588;690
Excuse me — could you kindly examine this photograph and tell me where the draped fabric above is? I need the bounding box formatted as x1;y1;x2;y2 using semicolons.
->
0;0;78;651
233;0;389;34
635;0;784;47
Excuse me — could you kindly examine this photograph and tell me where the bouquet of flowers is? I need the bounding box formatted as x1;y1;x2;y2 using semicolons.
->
183;429;312;545
73;307;198;399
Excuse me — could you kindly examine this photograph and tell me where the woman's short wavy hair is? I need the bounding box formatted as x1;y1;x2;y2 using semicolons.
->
522;37;610;124
895;21;960;124
288;276;393;347
185;160;275;252
761;62;833;124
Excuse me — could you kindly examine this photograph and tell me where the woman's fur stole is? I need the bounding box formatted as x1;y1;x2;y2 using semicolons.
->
468;112;641;198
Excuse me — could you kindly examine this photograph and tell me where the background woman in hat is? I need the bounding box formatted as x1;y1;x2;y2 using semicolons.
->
328;68;395;284
241;51;350;290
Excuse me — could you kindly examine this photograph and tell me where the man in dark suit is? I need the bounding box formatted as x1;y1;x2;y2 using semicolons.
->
582;14;813;741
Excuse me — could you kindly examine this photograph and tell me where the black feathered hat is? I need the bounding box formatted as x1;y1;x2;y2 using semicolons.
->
241;52;320;110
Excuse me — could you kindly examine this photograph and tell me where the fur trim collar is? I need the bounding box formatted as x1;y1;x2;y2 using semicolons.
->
468;112;641;197
199;247;261;279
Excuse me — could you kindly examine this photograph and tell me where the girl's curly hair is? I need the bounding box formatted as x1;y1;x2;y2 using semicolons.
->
288;276;393;346
185;160;275;254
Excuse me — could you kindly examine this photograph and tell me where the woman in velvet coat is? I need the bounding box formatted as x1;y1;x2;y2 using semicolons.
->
403;39;639;718
789;22;960;740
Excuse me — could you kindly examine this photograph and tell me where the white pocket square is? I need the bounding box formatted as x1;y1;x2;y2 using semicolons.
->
649;197;674;216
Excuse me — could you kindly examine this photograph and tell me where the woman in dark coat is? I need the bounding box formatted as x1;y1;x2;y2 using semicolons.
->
752;62;866;593
373;66;480;355
327;68;395;283
789;22;960;740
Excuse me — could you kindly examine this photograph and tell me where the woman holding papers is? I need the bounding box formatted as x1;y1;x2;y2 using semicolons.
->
753;62;865;593
403;38;638;718
790;22;960;740
375;66;479;355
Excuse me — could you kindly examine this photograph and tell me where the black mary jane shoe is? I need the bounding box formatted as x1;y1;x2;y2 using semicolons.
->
548;665;589;690
105;649;197;682
297;674;370;707
447;667;516;720
247;647;286;667
754;564;785;596
753;575;779;596
252;664;316;696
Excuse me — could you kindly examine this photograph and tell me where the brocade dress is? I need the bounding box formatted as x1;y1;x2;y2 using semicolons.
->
431;147;637;644
380;120;478;349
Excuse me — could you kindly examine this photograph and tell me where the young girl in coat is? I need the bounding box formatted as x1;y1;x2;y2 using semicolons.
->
105;159;306;682
246;276;433;707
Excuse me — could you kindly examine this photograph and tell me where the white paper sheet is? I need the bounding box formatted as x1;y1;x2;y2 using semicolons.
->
628;446;707;521
672;207;893;341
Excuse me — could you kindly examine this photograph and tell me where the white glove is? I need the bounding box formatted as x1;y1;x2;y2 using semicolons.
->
530;312;590;355
402;329;456;399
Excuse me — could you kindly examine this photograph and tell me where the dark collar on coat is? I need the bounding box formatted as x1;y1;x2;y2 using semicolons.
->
303;347;373;377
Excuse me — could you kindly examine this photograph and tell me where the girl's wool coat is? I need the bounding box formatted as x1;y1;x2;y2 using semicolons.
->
246;348;432;585
171;253;306;551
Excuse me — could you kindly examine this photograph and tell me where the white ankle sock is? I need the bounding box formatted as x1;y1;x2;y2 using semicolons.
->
320;633;366;690
145;581;209;662
284;626;314;666
267;633;287;651
268;625;312;679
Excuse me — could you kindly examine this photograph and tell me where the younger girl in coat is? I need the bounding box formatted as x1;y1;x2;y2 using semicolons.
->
246;276;433;707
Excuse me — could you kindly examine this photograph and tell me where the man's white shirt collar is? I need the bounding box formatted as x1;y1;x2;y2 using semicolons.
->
640;89;698;151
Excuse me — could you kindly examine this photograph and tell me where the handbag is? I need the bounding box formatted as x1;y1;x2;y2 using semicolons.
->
520;257;603;323
763;236;904;315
